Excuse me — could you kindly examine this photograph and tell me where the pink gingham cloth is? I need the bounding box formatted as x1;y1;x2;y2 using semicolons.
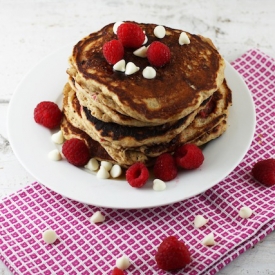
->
1;49;275;275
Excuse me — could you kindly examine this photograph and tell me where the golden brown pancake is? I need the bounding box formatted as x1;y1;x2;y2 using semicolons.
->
67;22;225;125
61;79;232;167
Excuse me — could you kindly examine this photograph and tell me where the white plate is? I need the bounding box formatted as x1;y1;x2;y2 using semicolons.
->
7;46;256;209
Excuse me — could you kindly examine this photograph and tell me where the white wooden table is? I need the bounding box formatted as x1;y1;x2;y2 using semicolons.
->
1;0;275;274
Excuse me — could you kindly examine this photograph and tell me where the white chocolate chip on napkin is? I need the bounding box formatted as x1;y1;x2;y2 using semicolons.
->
194;215;209;228
202;232;215;246
90;211;105;223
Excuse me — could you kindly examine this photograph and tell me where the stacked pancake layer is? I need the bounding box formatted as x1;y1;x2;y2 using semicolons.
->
61;22;232;167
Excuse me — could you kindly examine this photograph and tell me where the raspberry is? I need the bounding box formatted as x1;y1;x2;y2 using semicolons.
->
62;138;90;167
252;159;275;187
117;22;145;48
111;267;124;275
34;101;62;129
103;39;124;65
153;153;178;181
174;144;204;170
126;162;149;188
147;41;171;67
199;97;216;118
155;236;191;271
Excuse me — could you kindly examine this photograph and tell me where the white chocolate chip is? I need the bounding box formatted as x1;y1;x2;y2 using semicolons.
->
110;164;122;178
96;166;110;179
142;66;156;79
143;35;148;45
154;25;166;38
202;233;215;246
113;59;126;72
133;46;147;58
90;211;105;223
194;215;209;228
116;255;131;270
125;62;140;75
48;149;62;161
42;229;57;244
239;206;253;219
113;21;124;34
51;130;64;144
101;161;113;171
153;179;166;191
85;158;99;171
179;32;190;45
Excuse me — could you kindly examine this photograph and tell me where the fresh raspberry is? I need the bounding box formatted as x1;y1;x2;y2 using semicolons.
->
153;153;178;181
252;159;275;187
199;97;216;118
110;267;124;275
126;162;149;188
34;101;62;129
174;144;204;170
62;138;90;167
155;236;191;271
117;22;145;48
103;39;124;65
147;41;171;67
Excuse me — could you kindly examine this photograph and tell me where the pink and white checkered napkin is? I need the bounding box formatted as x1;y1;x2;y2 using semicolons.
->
1;49;275;275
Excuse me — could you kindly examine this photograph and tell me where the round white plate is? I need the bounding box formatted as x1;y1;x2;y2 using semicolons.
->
7;46;256;209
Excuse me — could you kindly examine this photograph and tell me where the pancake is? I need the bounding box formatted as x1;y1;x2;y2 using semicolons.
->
61;114;228;167
61;78;232;167
69;76;162;127
63;82;210;149
67;21;225;125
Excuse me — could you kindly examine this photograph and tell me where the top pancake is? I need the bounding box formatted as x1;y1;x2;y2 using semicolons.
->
68;22;225;125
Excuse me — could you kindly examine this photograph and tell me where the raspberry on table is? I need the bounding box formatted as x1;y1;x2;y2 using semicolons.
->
126;162;149;188
34;101;62;129
62;138;90;167
155;236;191;271
147;41;171;67
174;143;204;170
153;153;178;181
103;39;124;65
117;22;145;48
111;267;124;275
252;159;275;186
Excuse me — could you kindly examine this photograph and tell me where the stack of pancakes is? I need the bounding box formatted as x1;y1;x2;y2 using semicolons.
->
61;22;232;167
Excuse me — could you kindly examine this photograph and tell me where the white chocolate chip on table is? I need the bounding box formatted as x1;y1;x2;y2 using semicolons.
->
239;206;253;219
116;255;131;270
42;229;58;244
90;211;105;223
202;232;215;246
194;215;209;228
